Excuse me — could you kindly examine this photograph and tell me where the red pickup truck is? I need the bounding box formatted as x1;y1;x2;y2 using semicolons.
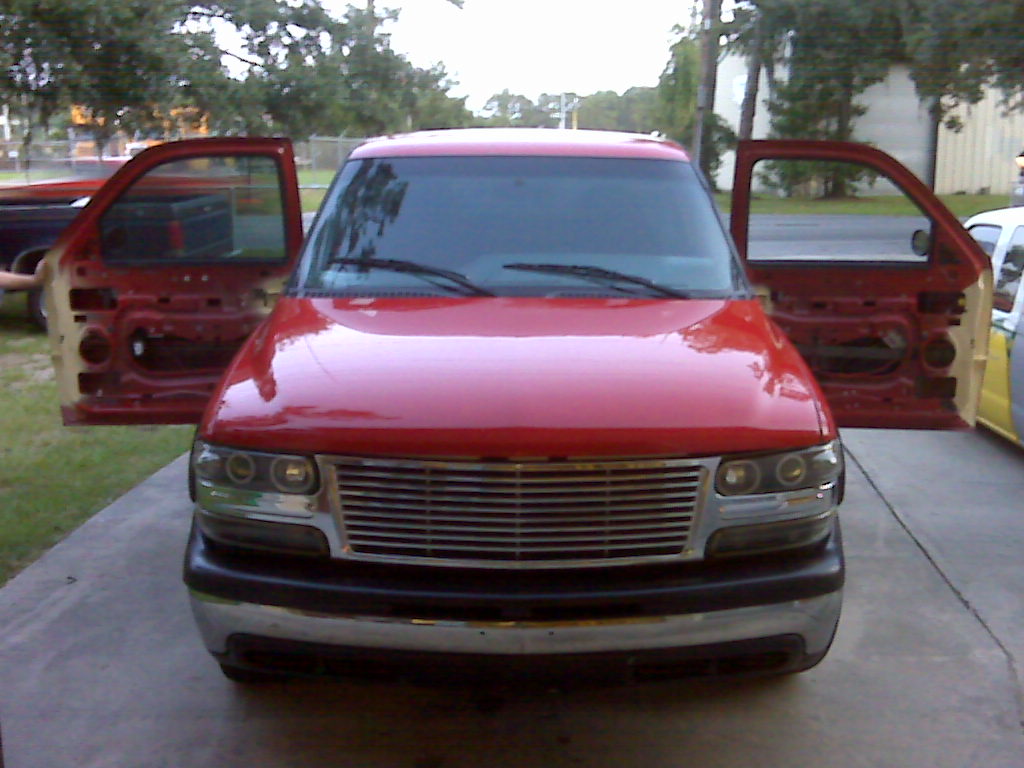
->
0;178;108;327
44;130;991;684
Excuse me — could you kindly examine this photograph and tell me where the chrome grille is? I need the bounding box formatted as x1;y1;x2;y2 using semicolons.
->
327;456;706;567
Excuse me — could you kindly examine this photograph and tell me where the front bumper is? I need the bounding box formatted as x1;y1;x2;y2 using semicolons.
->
184;521;844;681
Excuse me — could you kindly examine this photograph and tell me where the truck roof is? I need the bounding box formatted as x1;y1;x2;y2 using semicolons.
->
350;128;691;162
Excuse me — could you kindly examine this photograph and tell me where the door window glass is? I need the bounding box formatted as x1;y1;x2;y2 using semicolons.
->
967;224;1002;257
745;159;931;264
994;226;1024;313
99;155;287;264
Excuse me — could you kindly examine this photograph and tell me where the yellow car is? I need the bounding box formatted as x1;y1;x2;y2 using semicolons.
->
966;208;1024;445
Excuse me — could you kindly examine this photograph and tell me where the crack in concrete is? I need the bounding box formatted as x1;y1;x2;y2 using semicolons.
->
845;445;1024;732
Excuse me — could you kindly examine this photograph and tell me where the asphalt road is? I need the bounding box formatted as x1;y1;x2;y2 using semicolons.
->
2;428;1023;767
748;214;931;261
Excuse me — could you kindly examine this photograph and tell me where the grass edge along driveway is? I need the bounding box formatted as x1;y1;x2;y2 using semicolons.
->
0;293;192;585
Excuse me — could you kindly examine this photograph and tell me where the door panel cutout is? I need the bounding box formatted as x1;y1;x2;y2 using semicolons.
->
731;140;991;429
47;138;303;426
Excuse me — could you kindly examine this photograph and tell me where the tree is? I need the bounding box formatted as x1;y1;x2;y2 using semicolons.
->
404;65;473;131
724;0;792;140
657;34;700;146
0;0;79;162
477;90;557;127
181;2;400;138
754;0;902;197
575;88;657;133
617;87;659;133
979;1;1024;110
0;0;474;151
0;0;197;157
66;1;199;155
655;31;734;183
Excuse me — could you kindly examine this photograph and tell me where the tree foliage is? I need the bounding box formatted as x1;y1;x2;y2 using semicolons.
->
576;88;657;132
477;90;557;127
0;0;472;152
180;2;472;138
474;88;660;133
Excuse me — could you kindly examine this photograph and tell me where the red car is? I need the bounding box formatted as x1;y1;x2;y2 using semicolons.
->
44;130;990;684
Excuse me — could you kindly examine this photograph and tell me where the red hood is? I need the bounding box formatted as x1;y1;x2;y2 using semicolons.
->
202;297;833;457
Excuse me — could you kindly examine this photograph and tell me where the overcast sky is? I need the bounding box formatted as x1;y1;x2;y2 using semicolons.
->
374;1;700;113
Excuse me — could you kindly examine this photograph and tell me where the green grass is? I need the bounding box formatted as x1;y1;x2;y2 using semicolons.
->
0;292;192;584
297;169;337;187
297;168;334;213
0;168;335;582
0;167;95;185
714;192;1009;219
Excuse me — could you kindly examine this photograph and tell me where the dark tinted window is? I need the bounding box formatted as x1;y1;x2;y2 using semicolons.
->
294;156;744;298
99;155;287;265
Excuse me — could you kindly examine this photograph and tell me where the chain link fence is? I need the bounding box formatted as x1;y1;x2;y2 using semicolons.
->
0;135;367;185
0;139;131;183
294;136;366;174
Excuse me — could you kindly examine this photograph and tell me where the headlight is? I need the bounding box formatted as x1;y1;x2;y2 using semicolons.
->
192;441;320;495
270;456;317;494
225;452;256;485
191;440;326;556
715;441;842;496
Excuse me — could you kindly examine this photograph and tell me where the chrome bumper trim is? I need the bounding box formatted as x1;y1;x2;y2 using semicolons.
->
189;590;841;657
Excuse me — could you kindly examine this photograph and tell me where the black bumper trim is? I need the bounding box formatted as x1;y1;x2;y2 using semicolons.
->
184;519;844;622
218;632;821;684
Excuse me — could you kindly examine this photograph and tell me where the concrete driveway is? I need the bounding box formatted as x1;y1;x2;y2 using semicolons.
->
2;429;1023;767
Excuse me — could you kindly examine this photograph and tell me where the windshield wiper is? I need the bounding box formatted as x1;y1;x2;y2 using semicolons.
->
503;262;689;299
328;257;494;297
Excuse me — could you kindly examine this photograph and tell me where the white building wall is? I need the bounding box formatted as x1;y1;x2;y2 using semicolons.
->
936;93;1024;197
712;53;773;189
854;66;932;184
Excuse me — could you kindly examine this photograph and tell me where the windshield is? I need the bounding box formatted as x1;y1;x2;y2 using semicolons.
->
292;155;747;299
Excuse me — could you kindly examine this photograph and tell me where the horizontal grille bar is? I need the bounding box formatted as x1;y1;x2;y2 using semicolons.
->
344;509;695;526
339;495;699;512
346;527;690;544
328;456;706;567
345;522;693;539
335;467;702;481
339;478;702;494
354;541;686;555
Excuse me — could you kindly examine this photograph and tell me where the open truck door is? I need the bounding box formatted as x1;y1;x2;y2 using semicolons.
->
730;139;992;429
45;137;303;425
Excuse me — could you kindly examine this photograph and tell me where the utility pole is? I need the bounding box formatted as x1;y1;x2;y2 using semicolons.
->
693;0;721;174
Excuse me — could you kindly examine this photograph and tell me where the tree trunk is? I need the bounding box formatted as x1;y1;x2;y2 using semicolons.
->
764;58;778;103
836;83;853;141
20;125;34;182
827;84;854;198
924;97;941;191
738;24;763;141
